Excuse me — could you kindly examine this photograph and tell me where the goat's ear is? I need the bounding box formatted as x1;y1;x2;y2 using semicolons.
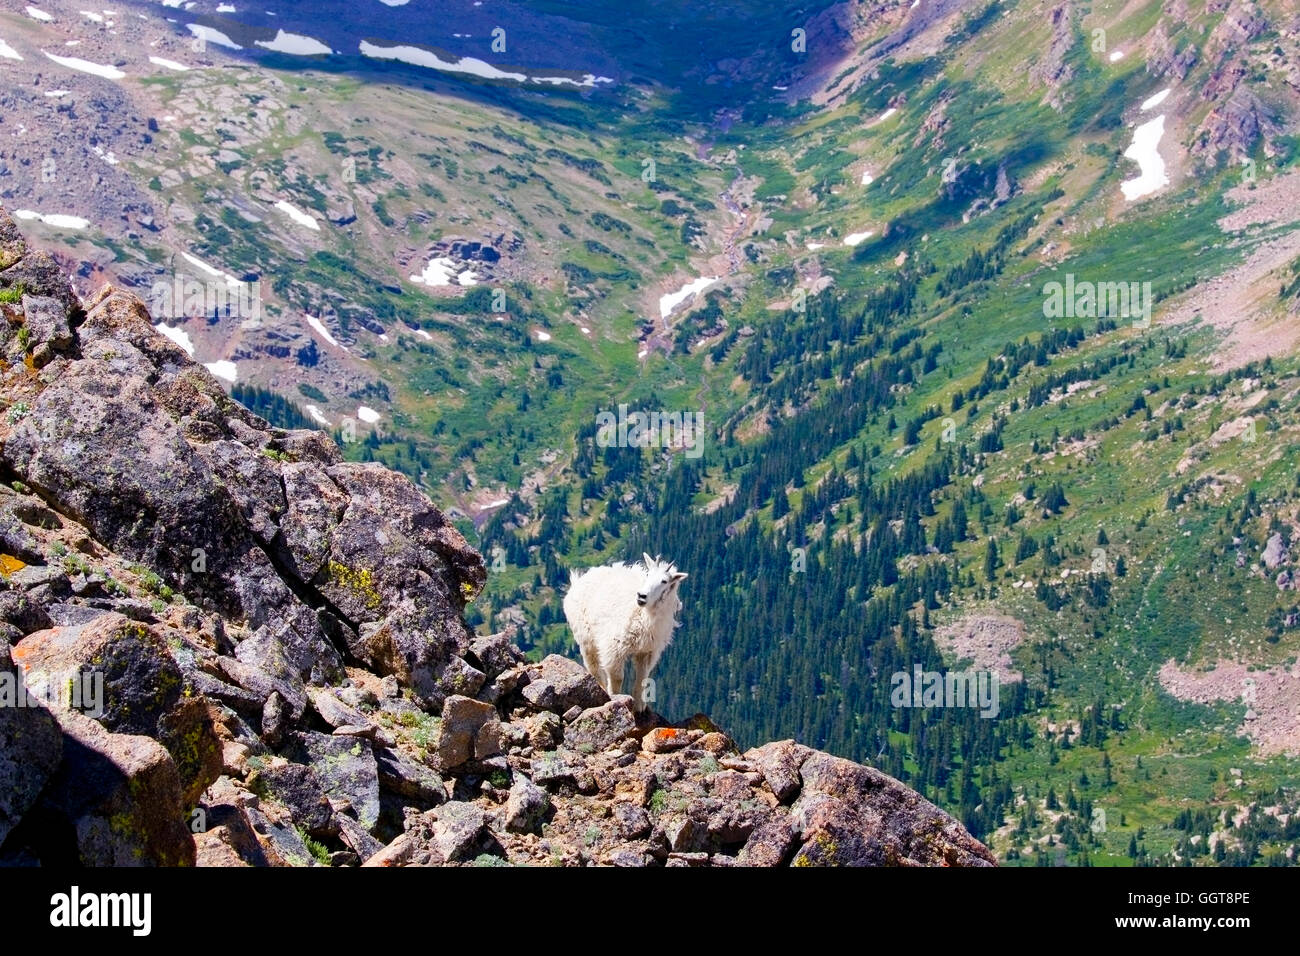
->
642;552;654;569
670;572;688;585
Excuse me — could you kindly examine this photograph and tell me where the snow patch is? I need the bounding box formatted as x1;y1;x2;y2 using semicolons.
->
409;256;475;287
149;55;190;71
274;199;321;231
843;230;874;246
154;323;195;356
1140;87;1171;111
0;39;23;61
26;6;54;22
356;405;381;424
1120;114;1169;201
304;404;331;426
181;252;242;286
531;73;613;88
359;40;525;81
659;275;719;320
255;30;331;56
42;50;125;79
187;23;241;50
12;209;90;230
204;360;237;382
306;314;346;350
359;40;610;87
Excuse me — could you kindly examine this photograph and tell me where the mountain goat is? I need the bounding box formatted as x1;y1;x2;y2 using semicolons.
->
563;553;687;713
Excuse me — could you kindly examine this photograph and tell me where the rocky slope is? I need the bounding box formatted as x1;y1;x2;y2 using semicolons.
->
0;211;993;867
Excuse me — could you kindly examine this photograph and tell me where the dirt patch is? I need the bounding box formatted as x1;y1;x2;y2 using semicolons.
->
1158;658;1300;757
701;484;737;515
1169;234;1300;371
1160;168;1300;371
933;613;1025;682
1219;169;1300;231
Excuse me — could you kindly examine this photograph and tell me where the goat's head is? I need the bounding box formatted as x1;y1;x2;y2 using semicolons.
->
636;553;687;609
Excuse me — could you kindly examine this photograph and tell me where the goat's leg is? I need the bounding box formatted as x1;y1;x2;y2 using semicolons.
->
579;644;599;681
605;664;623;697
631;653;653;713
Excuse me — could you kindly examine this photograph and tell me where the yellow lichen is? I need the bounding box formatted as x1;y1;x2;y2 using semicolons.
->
327;560;382;611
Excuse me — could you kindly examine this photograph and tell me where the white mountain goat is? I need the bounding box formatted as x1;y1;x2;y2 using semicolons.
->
563;554;687;712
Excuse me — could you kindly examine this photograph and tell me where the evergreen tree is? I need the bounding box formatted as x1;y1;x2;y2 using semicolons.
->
984;537;1000;582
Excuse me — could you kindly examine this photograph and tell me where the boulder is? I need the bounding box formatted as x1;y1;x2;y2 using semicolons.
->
13;613;221;804
789;752;996;866
290;732;380;831
430;801;485;862
744;739;811;804
375;747;446;804
21;295;74;351
521;654;606;712
437;694;501;769
36;709;196;866
503;773;549;833
249;762;336;837
0;640;63;847
564;696;637;753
